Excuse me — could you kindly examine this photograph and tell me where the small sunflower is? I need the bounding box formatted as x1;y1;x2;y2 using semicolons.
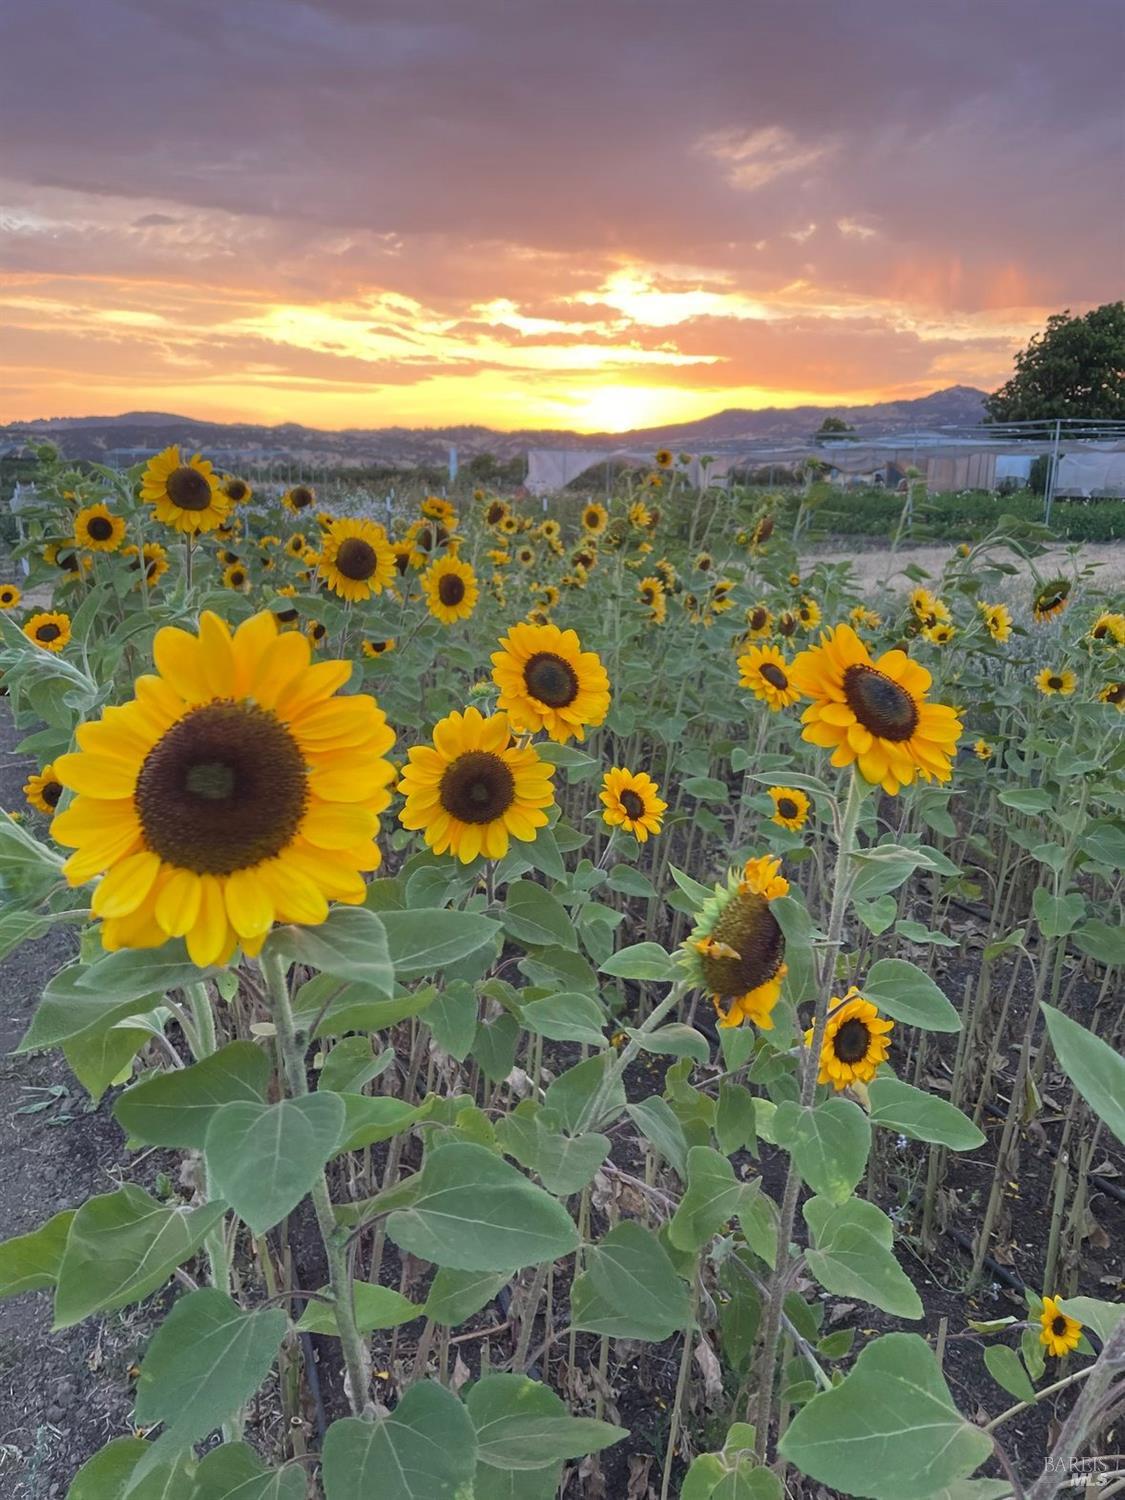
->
74;503;126;553
654;449;673;469
222;562;250;592
653;559;677;592
491;622;610;743
908;588;950;630
318;518;395;602
745;604;773;638
1099;682;1124;710
738;644;800;711
1032;578;1071;623
282;484;316;514
392;541;417;576
222;476;252;505
1039;1296;1082;1358
769;786;810;831
218;549;241;567
682;855;789;1029
398;706;555;863
123;542;169;588
140;446;230;535
24;611;72;653
807;988;894;1090
638;576;668;624
1035;667;1076;697
361;639;396;659
581;501;608;536
644;472;663;491
24;763;64;815
628;500;652;530
850;605;882;630
922;621;956;646
789;624;962;795
284;533;308;560
979;602;1012;643
695;552;713;573
306;620;328;647
538;519;561;544
600;767;666;842
777;610;799;638
421;496;457;529
422;555;479;625
0;584;21;610
1089;612;1125;645
751;515;775;547
973;739;994;760
485;499;510;528
500;514;520;537
50;611;396;965
797;597;821;630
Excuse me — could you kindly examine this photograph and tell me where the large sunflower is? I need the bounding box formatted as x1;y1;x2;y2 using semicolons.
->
25;763;64;815
600;767;666;843
737;644;800;711
318;518;395;602
398;707;555;863
682;855;789;1029
806;987;893;1090
1039;1296;1082;1358
140;446;230;535
24;612;72;652
50;611;396;967
491;622;610;742
422;555;479;624
74;503;126;553
789;624;962;795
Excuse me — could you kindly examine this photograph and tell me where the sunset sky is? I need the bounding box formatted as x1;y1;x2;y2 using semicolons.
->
1;1;1120;433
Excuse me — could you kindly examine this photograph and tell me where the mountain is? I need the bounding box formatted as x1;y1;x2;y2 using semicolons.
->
1;386;988;468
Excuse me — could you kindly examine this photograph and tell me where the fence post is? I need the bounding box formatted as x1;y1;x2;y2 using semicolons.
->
1043;419;1061;526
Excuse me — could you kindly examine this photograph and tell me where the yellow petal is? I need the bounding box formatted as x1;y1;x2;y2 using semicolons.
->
91;850;162;919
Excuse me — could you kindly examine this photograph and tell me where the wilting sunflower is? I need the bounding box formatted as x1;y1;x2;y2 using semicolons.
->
318;518;395;602
398;706;555;862
361;639;395;658
140;446;230;535
751;514;775;547
491;621;611;743
600;767;666;843
776;610;799;638
24;612;72;653
790;624;962;795
0;584;21;610
807;988;894;1090
1099;682;1124;710
769;786;810;831
222;476;252;505
422;555;479;625
850;605;882;630
682;855;789;1029
979;602;1012;643
738;644;800;711
24;763;64;815
222;562;250;592
973;739;994;760
1035;667;1076;697
282;484;316;514
74;503;126;553
1039;1296;1082;1358
581;501;608;536
123;542;169;588
50;610;396;966
1033;577;1071;623
745;604;773;638
421;495;457;529
654;448;673;469
1089;612;1125;645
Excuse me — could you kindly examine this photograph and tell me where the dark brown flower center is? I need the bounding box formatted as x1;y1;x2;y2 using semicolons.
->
135;702;308;875
523;652;579;707
701;891;785;1000
776;796;798;820
759;662;789;690
225;480;248;501
439;750;515;825
832;1017;871;1064
778;615;797;636
749;608;768;629
229;569;246;586
698;556;711;571
166;466;213;512
755;516;774;543
1107;684;1125;705
36;622;62;642
619;789;645;820
86;515;114;541
394;548;410;574
275;607;299;623
289;486;313;509
843;664;918;742
1051;1316;1068;1337
336;537;378;581
487;503;506;524
1047;675;1063;691
59;552;79;572
438;572;466;607
641;588;655;605
42;780;63;808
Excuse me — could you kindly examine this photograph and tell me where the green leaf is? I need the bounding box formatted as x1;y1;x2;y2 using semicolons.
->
335;1094;418;1153
868;1077;985;1151
298;978;438;1038
319;1035;390;1095
623;1022;710;1063
503;880;576;950
473;1011;521;1084
66;1438;194;1500
63;1021;149;1103
192;1443;305;1499
205;1094;346;1234
18;964;163;1052
779;1333;993;1499
716;1083;758;1158
607;863;657;898
321;1384;478;1500
854;895;898;936
266;907;392;994
983;1344;1035;1403
543;1053;624;1134
1057;1295;1125;1345
386;1142;579;1271
0;1209;74;1298
295;1281;419;1336
378;908;502;979
73;940;216;1002
627;1096;689;1179
1042;1004;1125;1146
599;942;676;981
669;1147;747;1252
862;958;961;1033
54;1186;226;1329
425;982;478;1061
1072;919;1125;966
669;864;716;907
1032;887;1085;938
803;1200;922;1320
423;1267;510;1327
521;991;607;1047
467;1373;626;1469
683;776;729;801
570;1221;693;1341
133;1289;286;1473
497;1110;609;1197
774;1098;871;1204
115;1041;272;1149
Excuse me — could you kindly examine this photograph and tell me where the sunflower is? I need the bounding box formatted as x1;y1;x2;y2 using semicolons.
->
499;514;520;537
222;563;250;592
807;988;894;1091
789;624;962;795
1099;682;1124;710
306;620;328;647
491;622;611;743
1035;667;1076;697
515;545;535;567
922;621;956;645
284;533;308;560
24;612;71;653
694;552;713;573
123;542;169;588
391;541;417;576
1089;612;1125;645
0;584;21;610
1039;1297;1082;1358
908;588;950;630
628;500;652;530
259;535;280;551
644;472;662;491
24;763;64;815
398;707;555;863
654;449;673;469
74;503;126;553
45;543;90;579
751;515;775;547
738;644;800;711
272;588;300;627
217;549;241;567
282;484;316;514
50;611;396;965
797;597;821;630
710;581;734;614
581;502;608;536
769;786;810;831
422;555;479;625
777;610;799;638
485;499;510;528
745;604;772;638
140;446;230;535
222;476;252;505
538;518;561;543
536;584;560;609
1033;578;1070;623
979;602;1012;643
682;855;789;1029
653;559;677;592
973;739;994;760
318;518;395;602
850;605;882;630
421;496;457;529
600;767;666;843
361;639;395;658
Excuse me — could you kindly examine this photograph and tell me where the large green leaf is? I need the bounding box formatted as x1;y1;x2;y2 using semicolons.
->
423;1267;510;1327
334;1094;419;1153
54;1186;226;1329
378;908;502;979
192;1442;306;1499
0;1209;75;1298
867;1077;985;1151
773;1098;870;1204
668;1147;747;1252
779;1333;992;1499
115;1041;272;1149
503;881;576;950
521;991;608;1047
627;1096;689;1178
17;964;163;1052
570;1221;693;1341
321;1384;478;1500
295;1281;419;1336
599;942;676;981
1042;1004;1125;1146
265;906;392;994
205;1094;346;1234
386;1142;578;1272
63;1019;150;1103
72;940;216;1002
803;1199;922;1320
66;1438;194;1500
861;959;960;1032
497;1108;609;1196
466;1373;625;1470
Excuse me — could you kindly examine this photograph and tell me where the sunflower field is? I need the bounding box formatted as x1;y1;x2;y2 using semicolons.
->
0;444;1123;1500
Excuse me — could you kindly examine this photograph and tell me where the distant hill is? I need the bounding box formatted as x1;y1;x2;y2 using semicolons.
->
1;386;988;468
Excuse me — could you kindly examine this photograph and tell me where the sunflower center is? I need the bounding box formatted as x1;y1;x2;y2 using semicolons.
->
393;549;410;574
777;796;798;820
226;480;248;501
439;750;515;825
832;1017;871;1064
42;780;63;808
1051;1315;1068;1337
166;466;213;512
87;516;114;541
1048;676;1063;691
289;486;313;509
620;789;646;820
275;607;299;623
488;504;505;524
36;623;62;642
843;664;919;742
1108;684;1125;705
135;701;308;875
438;572;466;607
759;662;789;690
336;537;378;581
749;608;768;629
641;588;655;604
701;891;785;1000
523;652;580;708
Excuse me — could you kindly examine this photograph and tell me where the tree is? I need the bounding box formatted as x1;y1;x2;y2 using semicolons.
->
985;302;1125;422
813;415;857;442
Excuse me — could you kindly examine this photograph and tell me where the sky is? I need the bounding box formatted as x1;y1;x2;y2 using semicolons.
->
1;0;1121;433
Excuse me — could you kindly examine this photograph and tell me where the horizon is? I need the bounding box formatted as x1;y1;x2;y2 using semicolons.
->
2;3;1120;432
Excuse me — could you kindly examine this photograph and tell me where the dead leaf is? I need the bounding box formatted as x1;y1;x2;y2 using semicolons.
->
694;1335;723;1404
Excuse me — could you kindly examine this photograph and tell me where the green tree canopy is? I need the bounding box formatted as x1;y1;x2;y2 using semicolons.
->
985;302;1125;422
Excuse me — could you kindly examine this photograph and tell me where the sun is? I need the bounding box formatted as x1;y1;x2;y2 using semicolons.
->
564;383;697;434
